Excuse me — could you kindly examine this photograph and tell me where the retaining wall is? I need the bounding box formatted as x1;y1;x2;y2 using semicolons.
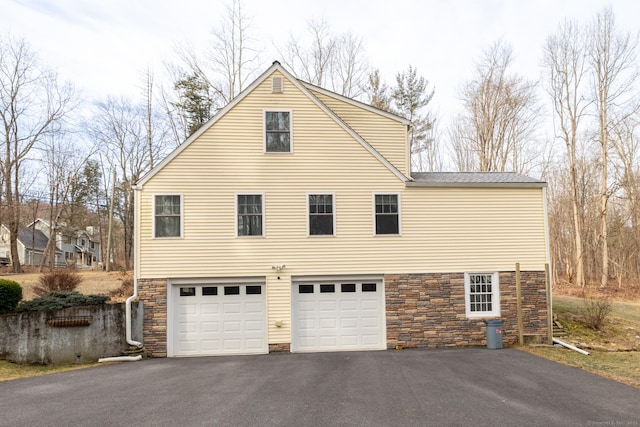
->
0;302;143;364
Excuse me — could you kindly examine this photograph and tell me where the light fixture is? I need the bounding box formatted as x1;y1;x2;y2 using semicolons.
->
271;264;286;272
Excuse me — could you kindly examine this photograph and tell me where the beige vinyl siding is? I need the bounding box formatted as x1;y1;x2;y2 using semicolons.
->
308;89;409;176
266;273;290;342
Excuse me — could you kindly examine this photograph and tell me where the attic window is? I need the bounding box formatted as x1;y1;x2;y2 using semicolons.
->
272;76;283;93
265;111;292;152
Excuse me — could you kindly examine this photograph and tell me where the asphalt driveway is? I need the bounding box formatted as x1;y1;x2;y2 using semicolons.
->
0;348;638;426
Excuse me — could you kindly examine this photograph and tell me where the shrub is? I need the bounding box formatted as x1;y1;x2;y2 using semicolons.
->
0;279;22;314
16;291;109;312
583;296;612;330
33;269;83;296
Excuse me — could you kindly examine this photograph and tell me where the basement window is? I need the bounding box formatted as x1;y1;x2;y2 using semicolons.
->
464;273;500;318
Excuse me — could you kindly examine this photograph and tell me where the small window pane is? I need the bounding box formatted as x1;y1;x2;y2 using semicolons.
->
224;286;240;295
341;283;356;293
376;215;399;235
265;112;291;152
202;286;218;296
299;284;314;293
320;284;335;293
180;287;195;296
362;283;377;292
375;194;399;235
309;194;334;235
155;195;181;238
238;195;263;236
246;285;262;295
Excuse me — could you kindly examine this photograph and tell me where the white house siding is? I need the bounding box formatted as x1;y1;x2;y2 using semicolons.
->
307;88;409;177
136;68;548;348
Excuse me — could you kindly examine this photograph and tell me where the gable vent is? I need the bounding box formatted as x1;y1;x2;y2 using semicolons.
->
272;76;283;93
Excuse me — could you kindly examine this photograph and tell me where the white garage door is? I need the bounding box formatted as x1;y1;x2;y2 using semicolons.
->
171;283;268;357
291;279;386;352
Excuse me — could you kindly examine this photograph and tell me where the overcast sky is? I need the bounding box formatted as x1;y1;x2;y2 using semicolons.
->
2;0;639;126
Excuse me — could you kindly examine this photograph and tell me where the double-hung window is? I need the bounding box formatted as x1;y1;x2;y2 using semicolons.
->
154;195;182;238
265;111;291;152
237;194;264;237
374;194;400;235
464;272;500;318
308;194;334;236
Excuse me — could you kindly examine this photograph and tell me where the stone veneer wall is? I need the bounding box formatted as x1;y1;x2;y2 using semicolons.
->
385;271;549;348
138;278;168;357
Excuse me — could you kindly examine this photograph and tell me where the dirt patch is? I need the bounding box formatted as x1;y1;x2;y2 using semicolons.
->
1;270;128;301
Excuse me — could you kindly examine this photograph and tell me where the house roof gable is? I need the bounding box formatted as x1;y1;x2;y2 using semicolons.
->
135;62;410;189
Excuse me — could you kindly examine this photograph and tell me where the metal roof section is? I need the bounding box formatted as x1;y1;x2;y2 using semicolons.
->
135;61;410;189
408;172;546;188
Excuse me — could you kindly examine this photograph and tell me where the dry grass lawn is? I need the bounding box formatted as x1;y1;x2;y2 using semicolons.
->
1;270;128;300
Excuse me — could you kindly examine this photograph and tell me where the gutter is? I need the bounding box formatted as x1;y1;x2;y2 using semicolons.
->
405;181;547;189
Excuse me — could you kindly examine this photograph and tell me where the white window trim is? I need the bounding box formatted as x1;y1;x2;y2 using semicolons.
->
152;193;184;239
263;109;293;153
464;272;501;318
372;193;401;236
306;192;336;237
235;192;266;238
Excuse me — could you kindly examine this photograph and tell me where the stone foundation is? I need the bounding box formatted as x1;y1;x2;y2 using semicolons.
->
139;271;549;357
385;271;549;349
138;278;168;357
269;343;291;352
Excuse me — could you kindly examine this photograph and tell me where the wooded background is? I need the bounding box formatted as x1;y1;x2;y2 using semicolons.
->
1;2;638;289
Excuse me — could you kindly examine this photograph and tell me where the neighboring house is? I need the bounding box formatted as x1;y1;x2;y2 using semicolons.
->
0;224;64;267
33;219;102;268
134;62;551;358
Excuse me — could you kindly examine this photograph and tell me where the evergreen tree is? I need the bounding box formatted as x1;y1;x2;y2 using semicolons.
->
391;66;435;170
172;73;215;137
366;69;392;112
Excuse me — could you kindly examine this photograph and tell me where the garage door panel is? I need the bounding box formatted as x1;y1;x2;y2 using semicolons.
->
171;284;267;357
201;321;219;332
201;339;220;351
318;301;337;311
319;318;337;329
178;304;197;315
245;302;263;313
292;279;385;352
245;320;263;331
340;300;358;310
223;303;241;314
178;322;197;333
360;300;379;310
340;335;358;346
319;336;338;346
201;303;220;314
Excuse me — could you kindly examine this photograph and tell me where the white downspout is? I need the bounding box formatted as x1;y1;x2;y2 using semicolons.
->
126;186;143;348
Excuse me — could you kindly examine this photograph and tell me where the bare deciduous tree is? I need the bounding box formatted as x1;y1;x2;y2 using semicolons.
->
280;19;369;98
0;35;75;272
173;0;259;106
588;7;639;288
544;19;590;287
451;41;541;174
90;97;160;269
